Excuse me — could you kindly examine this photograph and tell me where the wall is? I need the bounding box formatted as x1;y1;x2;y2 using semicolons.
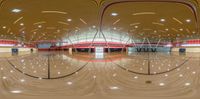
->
172;47;200;52
0;47;37;53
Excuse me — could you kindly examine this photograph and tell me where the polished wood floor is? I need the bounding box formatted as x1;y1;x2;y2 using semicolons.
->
0;51;200;99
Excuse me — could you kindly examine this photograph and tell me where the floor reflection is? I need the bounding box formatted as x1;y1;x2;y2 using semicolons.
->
0;52;200;99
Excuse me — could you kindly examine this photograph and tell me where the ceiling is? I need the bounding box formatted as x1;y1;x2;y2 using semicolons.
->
0;0;199;43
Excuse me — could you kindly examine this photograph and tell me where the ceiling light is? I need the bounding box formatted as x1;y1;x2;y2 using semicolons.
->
2;76;7;79
67;81;73;85
20;23;24;26
159;83;165;86
134;76;138;79
2;26;6;29
179;28;183;31
134;26;138;29
12;9;22;13
67;19;72;22
92;25;96;28
185;83;191;86
10;90;22;94
165;28;169;31
186;19;191;23
179;74;183;77
20;79;25;82
111;12;118;16
110;86;119;90
160;19;166;22
38;25;42;28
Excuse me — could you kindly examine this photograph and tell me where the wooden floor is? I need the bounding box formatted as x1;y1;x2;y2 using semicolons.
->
0;51;200;99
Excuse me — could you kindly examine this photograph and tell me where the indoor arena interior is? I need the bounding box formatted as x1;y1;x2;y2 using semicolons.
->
0;0;200;99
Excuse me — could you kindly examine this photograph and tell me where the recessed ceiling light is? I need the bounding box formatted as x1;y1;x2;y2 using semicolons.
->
160;19;166;22
179;28;183;31
20;23;24;26
67;19;72;22
179;74;183;77
10;90;22;94
186;19;191;23
38;25;42;28
111;12;118;16
67;81;73;85
165;28;169;31
12;9;22;13
2;26;6;29
134;76;138;79
110;86;119;90
159;83;165;86
2;76;7;79
134;26;138;29
185;83;191;86
92;25;96;28
20;79;25;82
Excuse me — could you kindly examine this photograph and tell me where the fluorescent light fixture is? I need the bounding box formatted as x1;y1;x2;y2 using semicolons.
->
133;12;156;16
111;12;118;16
173;17;183;24
152;22;164;26
12;9;21;13
41;11;67;14
113;19;121;25
79;18;87;25
58;21;69;25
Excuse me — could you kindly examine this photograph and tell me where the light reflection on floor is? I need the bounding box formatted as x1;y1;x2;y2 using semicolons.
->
0;51;200;99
